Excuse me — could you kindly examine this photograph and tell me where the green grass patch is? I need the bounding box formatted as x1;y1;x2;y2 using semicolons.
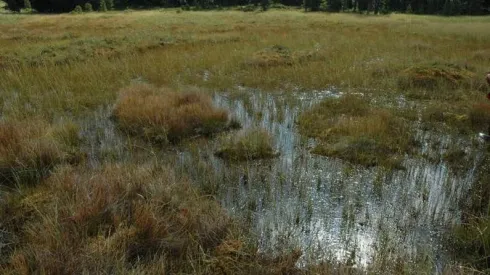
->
298;95;414;168
215;128;278;161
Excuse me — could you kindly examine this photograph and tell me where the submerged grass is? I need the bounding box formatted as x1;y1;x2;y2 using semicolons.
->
298;95;413;168
215;128;278;161
113;84;230;143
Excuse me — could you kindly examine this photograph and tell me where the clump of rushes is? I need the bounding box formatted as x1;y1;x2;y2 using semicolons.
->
113;84;231;144
215;128;278;161
398;62;477;94
0;120;81;186
0;164;231;274
298;95;413;168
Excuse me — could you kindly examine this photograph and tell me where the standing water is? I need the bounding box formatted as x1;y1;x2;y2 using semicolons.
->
77;88;484;272
175;89;484;271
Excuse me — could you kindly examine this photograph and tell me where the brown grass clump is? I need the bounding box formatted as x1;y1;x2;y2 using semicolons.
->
0;164;231;274
298;95;413;168
0;163;318;274
0;120;80;186
215;128;278;161
113;84;230;143
398;62;477;91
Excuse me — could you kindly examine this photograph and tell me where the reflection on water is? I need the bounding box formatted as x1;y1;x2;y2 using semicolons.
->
79;89;484;271
178;89;484;270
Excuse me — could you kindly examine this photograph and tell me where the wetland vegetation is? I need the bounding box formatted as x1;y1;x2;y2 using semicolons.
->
215;128;278;161
113;84;231;143
1;4;490;274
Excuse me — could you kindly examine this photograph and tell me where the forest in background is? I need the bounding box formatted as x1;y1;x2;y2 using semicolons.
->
4;0;490;15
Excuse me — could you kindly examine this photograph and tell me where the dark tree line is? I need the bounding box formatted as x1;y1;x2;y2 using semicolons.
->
6;0;490;14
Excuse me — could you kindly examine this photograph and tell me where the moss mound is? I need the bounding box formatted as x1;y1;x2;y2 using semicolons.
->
469;103;490;132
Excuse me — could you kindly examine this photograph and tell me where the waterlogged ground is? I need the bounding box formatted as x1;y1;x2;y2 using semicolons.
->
80;88;485;271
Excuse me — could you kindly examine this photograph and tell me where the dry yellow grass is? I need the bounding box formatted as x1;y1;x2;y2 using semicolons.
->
0;164;230;273
1;11;489;119
113;84;230;143
0;120;80;185
0;163;331;274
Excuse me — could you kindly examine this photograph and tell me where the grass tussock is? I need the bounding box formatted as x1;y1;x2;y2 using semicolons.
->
0;164;230;274
398;62;477;92
0;120;81;186
113;84;230;143
298;95;413;168
215;128;278;161
0;164;322;274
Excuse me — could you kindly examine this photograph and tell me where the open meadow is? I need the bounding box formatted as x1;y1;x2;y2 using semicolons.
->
1;5;490;274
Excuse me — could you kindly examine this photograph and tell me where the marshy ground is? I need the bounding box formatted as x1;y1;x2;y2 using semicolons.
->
1;5;490;274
